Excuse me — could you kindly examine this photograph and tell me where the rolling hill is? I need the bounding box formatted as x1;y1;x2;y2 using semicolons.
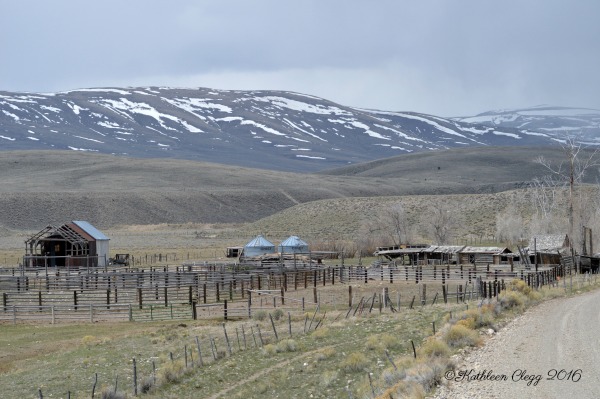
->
0;146;597;232
3;87;596;173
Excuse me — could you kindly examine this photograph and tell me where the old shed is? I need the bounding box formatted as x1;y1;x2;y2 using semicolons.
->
25;221;110;268
458;246;512;265
528;234;571;264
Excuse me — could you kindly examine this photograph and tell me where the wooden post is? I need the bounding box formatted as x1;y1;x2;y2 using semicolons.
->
332;268;335;285
133;358;138;396
248;291;252;318
348;285;353;307
195;336;204;366
269;313;279;341
223;323;232;355
224;299;228;321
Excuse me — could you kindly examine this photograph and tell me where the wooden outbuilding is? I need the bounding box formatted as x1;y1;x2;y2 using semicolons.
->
421;245;465;265
24;221;110;268
457;246;512;265
527;234;571;265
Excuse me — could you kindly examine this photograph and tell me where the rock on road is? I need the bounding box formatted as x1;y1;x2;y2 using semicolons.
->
432;289;600;399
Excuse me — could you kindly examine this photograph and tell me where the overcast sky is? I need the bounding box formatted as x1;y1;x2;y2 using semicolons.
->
1;0;598;117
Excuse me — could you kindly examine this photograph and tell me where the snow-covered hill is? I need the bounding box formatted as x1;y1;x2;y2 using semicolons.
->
0;87;593;172
454;105;600;144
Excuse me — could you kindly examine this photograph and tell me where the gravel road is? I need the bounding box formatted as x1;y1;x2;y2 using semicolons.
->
432;289;600;399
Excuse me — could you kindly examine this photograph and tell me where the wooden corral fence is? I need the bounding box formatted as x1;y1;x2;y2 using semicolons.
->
0;261;571;324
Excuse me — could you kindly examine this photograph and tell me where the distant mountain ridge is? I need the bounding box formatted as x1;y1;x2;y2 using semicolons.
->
454;105;600;143
1;87;598;172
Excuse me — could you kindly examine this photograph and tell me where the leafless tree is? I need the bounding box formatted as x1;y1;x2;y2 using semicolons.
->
535;136;600;248
495;204;526;246
385;203;414;246
426;200;455;244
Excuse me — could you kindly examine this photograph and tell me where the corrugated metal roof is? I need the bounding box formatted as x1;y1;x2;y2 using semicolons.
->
460;246;510;254
528;234;568;251
279;235;308;247
244;235;275;248
424;245;465;254
72;221;109;241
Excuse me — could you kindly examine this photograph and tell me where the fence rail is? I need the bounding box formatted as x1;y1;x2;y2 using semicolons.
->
0;262;569;324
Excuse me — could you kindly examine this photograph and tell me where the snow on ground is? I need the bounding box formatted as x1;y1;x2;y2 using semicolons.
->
253;96;351;116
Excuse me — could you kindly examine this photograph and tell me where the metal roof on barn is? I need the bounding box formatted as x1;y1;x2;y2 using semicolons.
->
459;246;511;254
423;245;465;254
73;220;109;241
528;234;569;252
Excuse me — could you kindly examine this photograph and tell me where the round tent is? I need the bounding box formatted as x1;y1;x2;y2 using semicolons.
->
243;235;275;257
278;235;309;254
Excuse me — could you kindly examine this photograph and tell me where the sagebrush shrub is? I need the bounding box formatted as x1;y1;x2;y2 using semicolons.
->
443;324;481;348
419;338;451;358
498;290;526;310
340;352;369;372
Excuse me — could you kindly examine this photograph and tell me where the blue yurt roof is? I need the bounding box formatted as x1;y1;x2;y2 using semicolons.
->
279;235;308;247
244;235;275;248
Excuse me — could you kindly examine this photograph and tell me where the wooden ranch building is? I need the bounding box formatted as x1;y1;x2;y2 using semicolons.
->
24;221;110;268
457;246;513;265
527;234;571;265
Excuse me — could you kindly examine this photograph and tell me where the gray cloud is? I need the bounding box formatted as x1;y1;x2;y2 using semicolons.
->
1;0;599;116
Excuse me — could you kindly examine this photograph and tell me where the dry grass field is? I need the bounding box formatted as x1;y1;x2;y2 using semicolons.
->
1;146;595;262
1;147;598;398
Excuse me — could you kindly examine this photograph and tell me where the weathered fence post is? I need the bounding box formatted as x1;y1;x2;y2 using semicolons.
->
223;323;232;355
245;292;251;319
195;336;204;366
133;357;138;396
269;313;279;342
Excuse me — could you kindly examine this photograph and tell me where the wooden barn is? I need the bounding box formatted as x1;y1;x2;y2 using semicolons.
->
24;221;110;268
457;246;513;265
421;245;465;265
373;245;428;265
527;234;571;265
